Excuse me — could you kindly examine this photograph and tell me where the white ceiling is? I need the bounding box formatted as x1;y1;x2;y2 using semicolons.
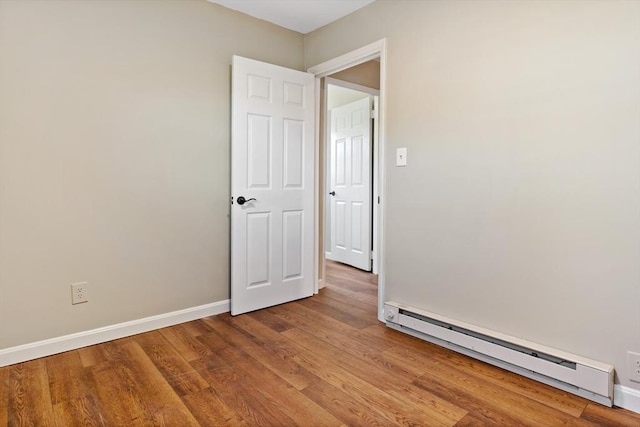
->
327;83;368;110
209;0;375;34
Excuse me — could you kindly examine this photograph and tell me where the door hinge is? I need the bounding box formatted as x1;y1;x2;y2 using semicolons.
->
371;108;378;120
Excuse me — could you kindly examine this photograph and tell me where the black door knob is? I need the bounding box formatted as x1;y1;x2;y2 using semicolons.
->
236;196;256;205
329;191;336;196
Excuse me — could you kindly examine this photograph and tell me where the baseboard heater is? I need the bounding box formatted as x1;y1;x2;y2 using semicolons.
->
384;302;614;406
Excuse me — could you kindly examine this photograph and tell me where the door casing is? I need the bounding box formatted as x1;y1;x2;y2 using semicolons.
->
308;39;387;322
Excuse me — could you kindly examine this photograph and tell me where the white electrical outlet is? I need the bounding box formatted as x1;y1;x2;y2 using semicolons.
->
628;351;640;382
71;282;88;305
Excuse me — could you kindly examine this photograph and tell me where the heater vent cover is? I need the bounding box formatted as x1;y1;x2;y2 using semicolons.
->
384;302;614;406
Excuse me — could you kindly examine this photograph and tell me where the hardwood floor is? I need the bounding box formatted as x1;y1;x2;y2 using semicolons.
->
2;260;639;426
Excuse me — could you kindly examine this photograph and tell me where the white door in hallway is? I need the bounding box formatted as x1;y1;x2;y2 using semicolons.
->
231;56;315;315
327;97;372;271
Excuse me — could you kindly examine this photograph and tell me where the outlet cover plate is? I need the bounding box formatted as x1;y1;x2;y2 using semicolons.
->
628;351;640;382
71;282;88;305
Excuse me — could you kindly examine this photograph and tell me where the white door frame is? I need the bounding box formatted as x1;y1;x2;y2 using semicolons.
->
308;39;387;322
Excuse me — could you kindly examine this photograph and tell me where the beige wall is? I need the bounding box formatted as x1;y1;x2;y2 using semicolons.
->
306;0;640;389
331;60;380;91
0;0;303;348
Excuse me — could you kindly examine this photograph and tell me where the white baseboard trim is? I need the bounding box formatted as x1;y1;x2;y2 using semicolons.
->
614;384;640;414
0;300;230;367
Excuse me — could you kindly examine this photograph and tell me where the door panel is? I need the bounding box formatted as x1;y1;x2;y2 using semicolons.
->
336;138;346;185
283;119;304;188
327;97;372;271
335;201;347;249
352;136;364;185
282;210;303;280
247;114;271;188
351;202;364;252
246;212;270;287
231;56;314;315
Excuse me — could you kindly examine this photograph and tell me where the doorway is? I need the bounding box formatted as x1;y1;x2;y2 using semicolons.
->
325;78;379;272
308;39;386;322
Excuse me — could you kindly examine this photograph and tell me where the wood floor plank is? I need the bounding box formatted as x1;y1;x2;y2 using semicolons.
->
326;262;377;288
115;338;200;426
229;313;307;363
580;402;640;426
0;366;9;426
295;295;376;329
53;395;103;427
322;280;378;305
314;287;379;318
218;346;343;427
326;267;377;287
159;322;215;362
413;373;541;426
301;381;396;427
413;367;596;427
179;318;215;337
192;354;298;426
84;362;147;426
77;341;125;367
189;349;232;374
194;329;234;353
284;325;426;380
230;311;296;348
0;365;9;411
453;413;494;426
87;337;200;426
271;299;360;336
281;327;342;360
283;327;467;426
244;307;297;333
326;260;378;283
325;275;377;293
201;314;265;348
46;350;92;405
7;359;55;426
134;330;210;396
181;387;247;426
274;301;394;356
292;349;453;427
201;315;318;391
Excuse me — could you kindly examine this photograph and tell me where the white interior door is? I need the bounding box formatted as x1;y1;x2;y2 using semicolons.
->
328;97;372;271
231;56;315;315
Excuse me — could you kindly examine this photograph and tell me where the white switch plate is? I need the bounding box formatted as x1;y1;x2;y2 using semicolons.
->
396;147;407;166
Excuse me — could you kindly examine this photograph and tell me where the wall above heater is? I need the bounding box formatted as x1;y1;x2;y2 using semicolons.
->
384;301;614;406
